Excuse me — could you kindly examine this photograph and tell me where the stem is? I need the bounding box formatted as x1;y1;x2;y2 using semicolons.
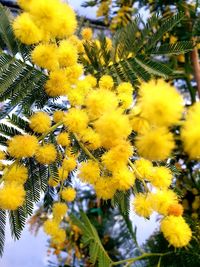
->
111;252;172;266
38;121;63;141
73;133;105;171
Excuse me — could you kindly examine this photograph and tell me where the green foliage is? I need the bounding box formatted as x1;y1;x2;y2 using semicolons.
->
0;210;6;256
81;12;194;84
70;211;113;267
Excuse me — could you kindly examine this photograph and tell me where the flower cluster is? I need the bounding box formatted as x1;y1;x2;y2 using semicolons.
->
1;0;199;250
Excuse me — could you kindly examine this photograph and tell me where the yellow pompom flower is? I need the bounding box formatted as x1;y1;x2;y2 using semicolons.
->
52;202;68;221
168;203;184;216
45;69;69;97
149;166;172;188
8;135;38;158
138;79;183;127
58;40;78;67
94;109;132;148
118;92;133;109
43;219;59;236
13;13;42;45
68;35;84;53
130;116;150;133
113;167;135;191
53;111;65;123
31;43;59;71
53;3;77;38
102;141;132;171
135;127;175;160
51;228;66;244
117;82;133;95
181;102;200;159
67;88;85;106
62;157;76;172
61;187;76;202
65;64;83;84
64;108;89;133
94;177;116;200
150;190;178;215
57;132;70;147
134;158;153;180
99;75;114;90
133;193;153;218
35;144;57;164
0;151;6;160
29;112;51;134
85;89;118;120
29;0;62;34
79;128;102;150
79;160;100;184
84;75;97;88
160;216;192;247
3;164;28;184
0;182;25;210
81;27;93;40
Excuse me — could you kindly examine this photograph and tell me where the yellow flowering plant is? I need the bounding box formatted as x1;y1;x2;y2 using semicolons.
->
0;0;199;266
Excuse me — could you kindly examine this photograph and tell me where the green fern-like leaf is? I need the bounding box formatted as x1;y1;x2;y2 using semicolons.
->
70;211;113;267
0;209;6;257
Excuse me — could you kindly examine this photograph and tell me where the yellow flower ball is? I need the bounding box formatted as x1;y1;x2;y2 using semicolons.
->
57;132;70;147
134;158;153;180
64;108;89;133
133;193;153;218
61;187;76;202
94;109;132;149
62;157;76;172
52;202;68;221
43;219;59;236
99;75;114;90
79;128;102;150
84;75;97;88
102;141;133;171
65;64;83;84
35;144;57;164
117;82;133;95
94;177;116;200
112;167;135;191
150;189;178;215
3;164;28;184
149;166;172;189
58;40;78;67
81;27;93;40
0;182;25;210
135;127;175;161
31;43;59;71
181;102;200;159
51;228;66;244
53;111;65;123
13;12;42;45
45;69;69;97
79;160;100;184
85;89;118;120
138;79;183;127
7;135;38;158
160;216;192;247
29;112;51;134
